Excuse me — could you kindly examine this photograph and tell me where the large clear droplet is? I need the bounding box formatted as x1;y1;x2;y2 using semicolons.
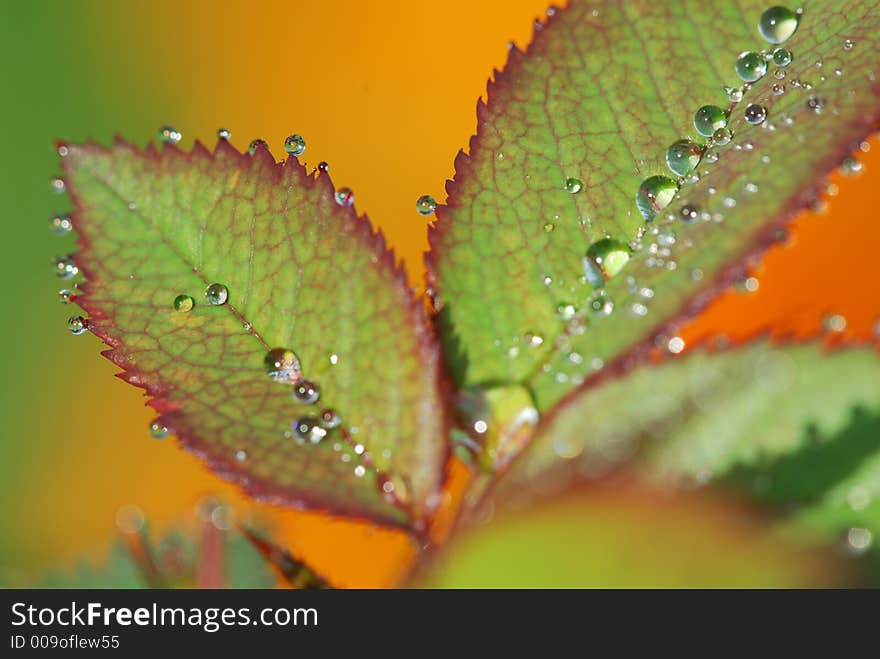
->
204;283;228;305
173;294;194;312
68;315;88;335
53;256;78;280
665;139;703;177
693;105;728;137
283;134;306;156
636;176;678;220
583;238;631;288
744;104;768;125
735;51;768;82
49;215;73;235
335;187;355;207
416;195;436;216
264;348;302;384
758;6;800;44
293;380;319;404
248;139;268;156
564;177;583;193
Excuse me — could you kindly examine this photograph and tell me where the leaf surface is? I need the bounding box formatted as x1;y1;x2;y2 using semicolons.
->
428;0;880;471
61;140;447;529
496;341;880;545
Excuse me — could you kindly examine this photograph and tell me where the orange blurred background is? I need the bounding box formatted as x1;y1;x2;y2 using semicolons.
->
0;0;877;587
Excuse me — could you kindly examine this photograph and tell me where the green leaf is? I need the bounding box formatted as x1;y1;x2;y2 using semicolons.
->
61;140;447;529
494;340;880;576
428;0;880;470
419;483;848;587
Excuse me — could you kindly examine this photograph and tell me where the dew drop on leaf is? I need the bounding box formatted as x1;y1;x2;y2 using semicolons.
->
50;177;65;194
157;126;182;145
264;348;302;384
49;214;72;235
204;283;228;305
840;156;863;176
583;238;631;288
149;420;169;439
758;6;800;45
248;139;269;156
680;205;699;222
354;465;367;478
217;128;231;140
335;187;355;207
736;51;768;83
58;288;76;304
806;96;825;113
724;85;744;103
772;47;793;66
843;39;855;52
693;105;727;137
564;177;583;193
317;161;329;174
53;256;78;280
665;139;703;177
587;291;614;317
636;175;678;220
67;315;88;335
712;127;733;145
543;221;555;233
283;134;306;156
745;103;768;125
173;294;194;312
416;195;437;216
293;380;319;404
320;408;341;429
292;417;327;444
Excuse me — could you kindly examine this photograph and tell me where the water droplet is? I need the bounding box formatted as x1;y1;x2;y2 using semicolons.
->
248;139;268;155
667;336;686;354
293;380;319;404
283;134;306;156
317;161;329;174
149;420;169;439
49;214;72;235
847;527;873;555
806;96;825;114
50;177;65;194
56;142;69;157
68;315;88;335
217;128;231;140
542;221;555;233
745;104;768;125
712;127;732;146
53;256;78;280
840;156;863;176
58;288;77;304
583;238;631;288
771;47;793;67
772;83;785;95
292;417;327;444
235;449;248;462
822;313;847;333
354;465;367;478
759;6;799;44
636;175;678;220
587;291;614;316
694;106;728;139
416;195;436;216
204;283;228;305
264;348;302;384
173;294;194;312
157;126;182;144
329;353;339;365
557;303;576;320
319;408;341;429
843;39;854;52
665;139;703;177
564;177;583;193
680;205;699;222
735;51;768;83
724;85;744;103
335;187;354;207
704;150;719;164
